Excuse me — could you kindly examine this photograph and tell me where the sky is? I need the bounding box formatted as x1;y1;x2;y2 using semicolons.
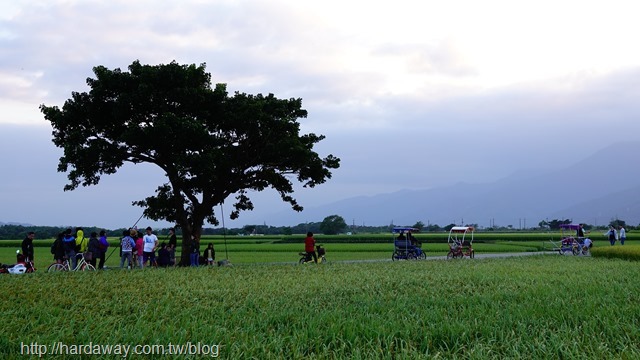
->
1;0;640;230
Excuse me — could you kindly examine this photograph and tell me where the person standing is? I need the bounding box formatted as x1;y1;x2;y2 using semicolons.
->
62;229;77;269
167;243;176;267
52;232;66;264
203;243;215;266
87;231;100;268
97;230;109;269
143;227;159;267
135;230;144;268
75;227;88;254
119;230;136;269
21;231;35;263
168;228;177;249
304;232;318;264
618;225;626;245
189;235;200;267
605;226;617;246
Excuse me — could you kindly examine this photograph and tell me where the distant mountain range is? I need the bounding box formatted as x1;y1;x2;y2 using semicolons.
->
262;141;640;228
0;221;33;227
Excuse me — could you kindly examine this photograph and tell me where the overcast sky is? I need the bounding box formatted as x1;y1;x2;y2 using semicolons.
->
1;0;640;230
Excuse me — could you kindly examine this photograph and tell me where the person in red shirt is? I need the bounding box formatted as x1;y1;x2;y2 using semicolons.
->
304;232;318;264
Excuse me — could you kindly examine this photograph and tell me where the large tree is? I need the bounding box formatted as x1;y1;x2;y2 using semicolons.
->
40;60;340;264
319;215;347;235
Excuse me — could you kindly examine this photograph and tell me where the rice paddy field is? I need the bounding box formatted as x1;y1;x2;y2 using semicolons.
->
2;247;640;359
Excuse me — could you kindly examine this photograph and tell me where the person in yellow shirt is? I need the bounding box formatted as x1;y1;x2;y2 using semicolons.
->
75;227;89;253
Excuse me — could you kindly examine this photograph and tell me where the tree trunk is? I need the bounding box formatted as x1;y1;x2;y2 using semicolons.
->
178;219;203;266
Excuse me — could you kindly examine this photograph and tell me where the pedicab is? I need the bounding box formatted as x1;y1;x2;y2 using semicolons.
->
391;227;425;261
447;226;475;259
549;224;590;256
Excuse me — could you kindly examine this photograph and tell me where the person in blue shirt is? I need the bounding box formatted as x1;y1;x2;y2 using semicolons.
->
62;228;77;269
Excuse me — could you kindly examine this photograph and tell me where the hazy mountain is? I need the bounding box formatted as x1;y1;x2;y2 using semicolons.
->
262;141;640;227
0;221;34;226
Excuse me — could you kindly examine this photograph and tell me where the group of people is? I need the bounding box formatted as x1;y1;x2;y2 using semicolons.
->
18;226;218;270
604;225;627;246
396;230;421;246
575;223;627;248
118;227;216;269
50;227;110;270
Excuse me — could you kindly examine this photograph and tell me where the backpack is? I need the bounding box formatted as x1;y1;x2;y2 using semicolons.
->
51;238;61;254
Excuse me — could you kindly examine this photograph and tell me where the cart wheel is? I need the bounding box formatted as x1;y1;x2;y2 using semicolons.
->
446;251;454;259
407;252;417;260
572;246;580;256
469;250;475;259
391;251;398;261
419;252;426;260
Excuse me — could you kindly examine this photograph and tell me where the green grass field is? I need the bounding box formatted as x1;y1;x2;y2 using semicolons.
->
2;255;640;359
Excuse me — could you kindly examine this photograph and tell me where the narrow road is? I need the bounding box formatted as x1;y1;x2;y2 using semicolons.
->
338;251;560;264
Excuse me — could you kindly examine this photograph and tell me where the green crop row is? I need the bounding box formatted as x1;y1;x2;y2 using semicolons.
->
591;245;640;261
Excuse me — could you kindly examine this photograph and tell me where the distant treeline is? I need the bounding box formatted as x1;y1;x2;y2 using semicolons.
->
0;222;394;240
1;219;631;240
0;225;172;240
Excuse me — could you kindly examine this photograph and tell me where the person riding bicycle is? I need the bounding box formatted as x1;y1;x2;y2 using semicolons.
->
304;232;318;264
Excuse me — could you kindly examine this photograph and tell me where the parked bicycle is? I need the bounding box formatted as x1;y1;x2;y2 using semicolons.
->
47;253;96;272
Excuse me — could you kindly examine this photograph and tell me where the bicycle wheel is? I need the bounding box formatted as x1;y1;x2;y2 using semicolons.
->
83;263;96;271
469;250;475;259
321;256;327;263
392;251;398;261
299;257;306;265
47;263;66;272
446;250;454;259
572;246;580;256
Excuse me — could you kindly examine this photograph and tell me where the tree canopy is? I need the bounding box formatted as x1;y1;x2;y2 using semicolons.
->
40;60;340;263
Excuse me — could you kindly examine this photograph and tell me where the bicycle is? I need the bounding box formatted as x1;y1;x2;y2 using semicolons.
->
47;253;96;272
299;245;327;264
446;240;475;259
